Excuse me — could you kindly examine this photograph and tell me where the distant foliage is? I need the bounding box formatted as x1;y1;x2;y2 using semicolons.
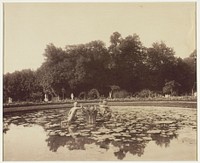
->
3;32;196;103
3;69;43;102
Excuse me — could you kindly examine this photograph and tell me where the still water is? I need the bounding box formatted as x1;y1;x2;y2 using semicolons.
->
3;106;197;161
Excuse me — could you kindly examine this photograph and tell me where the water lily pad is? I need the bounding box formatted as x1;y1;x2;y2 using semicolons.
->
69;124;77;127
121;134;131;138
136;123;143;127
106;124;116;127
73;132;80;136
123;141;131;144
136;138;143;142
141;127;148;130
99;135;114;140
80;129;91;133
166;132;174;136
136;129;143;133
147;130;161;134
168;128;176;132
55;129;62;133
125;122;132;126
113;128;124;133
65;133;71;137
59;132;66;136
154;121;174;124
138;134;146;137
130;130;137;134
169;124;176;127
114;138;122;142
160;134;167;137
98;128;111;133
50;124;60;128
130;120;137;124
112;133;122;137
136;118;144;121
91;131;102;135
80;133;90;137
12;116;21;120
116;123;122;127
49;132;57;136
143;137;152;141
131;137;137;141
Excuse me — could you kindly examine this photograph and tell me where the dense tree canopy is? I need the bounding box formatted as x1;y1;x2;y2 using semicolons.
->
108;33;147;92
3;32;196;102
146;42;177;91
3;69;43;102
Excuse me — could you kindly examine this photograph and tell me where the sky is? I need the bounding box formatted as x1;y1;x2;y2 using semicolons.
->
3;2;196;73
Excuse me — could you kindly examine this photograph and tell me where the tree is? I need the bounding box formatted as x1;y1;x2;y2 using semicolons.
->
4;33;196;103
173;57;194;94
65;40;110;95
3;69;43;102
184;49;196;71
43;43;66;64
146;42;177;91
37;43;71;99
37;41;110;98
79;40;109;94
183;50;196;94
108;32;146;92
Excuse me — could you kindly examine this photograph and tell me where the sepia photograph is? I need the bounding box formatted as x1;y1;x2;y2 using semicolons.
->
2;1;198;161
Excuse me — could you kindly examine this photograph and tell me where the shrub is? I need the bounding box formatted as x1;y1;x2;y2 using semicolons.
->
112;90;129;98
30;92;43;102
78;91;87;99
136;89;155;98
163;80;181;96
87;88;100;99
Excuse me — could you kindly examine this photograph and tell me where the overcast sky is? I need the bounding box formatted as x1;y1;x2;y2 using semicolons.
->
4;2;196;73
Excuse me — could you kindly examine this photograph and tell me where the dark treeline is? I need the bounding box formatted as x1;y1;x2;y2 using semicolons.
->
3;32;196;102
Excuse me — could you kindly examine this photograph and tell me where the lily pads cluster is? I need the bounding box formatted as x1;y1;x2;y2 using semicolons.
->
3;106;197;160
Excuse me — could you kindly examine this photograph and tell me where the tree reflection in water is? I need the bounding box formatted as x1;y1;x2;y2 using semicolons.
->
112;141;146;160
152;134;178;148
46;135;95;152
3;106;196;160
45;130;147;159
114;149;126;160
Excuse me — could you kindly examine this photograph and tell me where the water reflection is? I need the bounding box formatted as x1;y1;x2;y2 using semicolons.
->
3;106;197;160
46;135;95;152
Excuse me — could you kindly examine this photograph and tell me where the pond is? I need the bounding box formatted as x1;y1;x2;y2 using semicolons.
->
3;106;197;161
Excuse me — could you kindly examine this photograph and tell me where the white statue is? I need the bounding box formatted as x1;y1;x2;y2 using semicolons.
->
70;93;74;100
44;94;48;102
8;97;12;103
